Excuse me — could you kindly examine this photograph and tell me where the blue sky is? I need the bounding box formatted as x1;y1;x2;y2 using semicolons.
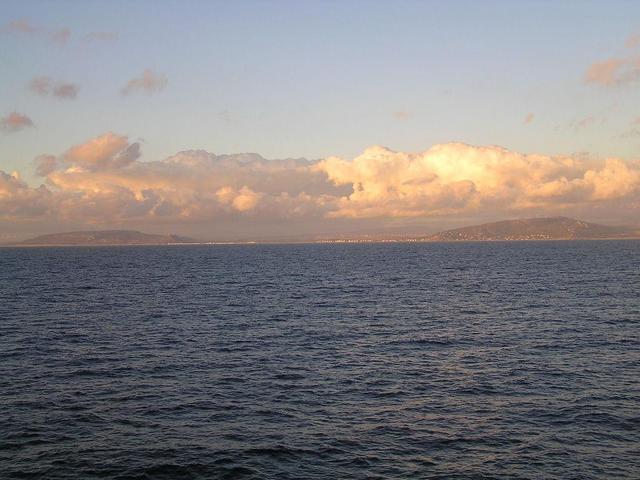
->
3;1;640;173
1;1;640;239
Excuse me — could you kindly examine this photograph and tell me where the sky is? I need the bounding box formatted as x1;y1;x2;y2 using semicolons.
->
1;0;640;241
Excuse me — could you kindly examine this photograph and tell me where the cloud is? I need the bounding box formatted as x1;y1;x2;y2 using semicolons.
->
4;21;110;46
585;34;640;86
585;57;640;86
393;111;410;120
571;116;598;131
34;155;58;177
53;83;79;99
617;117;640;139
121;70;168;95
1;112;34;132
314;143;640;218
28;76;79;99
523;113;535;124
0;171;52;220
1;138;639;233
29;76;51;95
3;19;71;45
3;19;39;34
63;132;141;171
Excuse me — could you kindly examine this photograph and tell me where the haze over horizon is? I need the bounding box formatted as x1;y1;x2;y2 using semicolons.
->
2;1;640;241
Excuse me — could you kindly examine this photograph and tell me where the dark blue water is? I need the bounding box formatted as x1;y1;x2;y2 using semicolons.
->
1;241;639;479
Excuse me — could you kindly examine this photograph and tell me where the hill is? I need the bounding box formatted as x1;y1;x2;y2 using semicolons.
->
426;217;637;241
18;230;198;246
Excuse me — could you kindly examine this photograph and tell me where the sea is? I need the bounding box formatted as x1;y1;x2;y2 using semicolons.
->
1;241;639;479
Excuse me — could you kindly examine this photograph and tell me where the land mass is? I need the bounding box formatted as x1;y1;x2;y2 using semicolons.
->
8;217;640;246
17;230;198;246
423;217;638;242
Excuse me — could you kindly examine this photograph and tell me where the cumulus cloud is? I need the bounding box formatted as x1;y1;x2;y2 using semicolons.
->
1;138;639;232
63;133;141;171
121;70;168;95
0;171;52;220
314;143;640;218
1;112;34;132
34;155;58;177
29;76;79;99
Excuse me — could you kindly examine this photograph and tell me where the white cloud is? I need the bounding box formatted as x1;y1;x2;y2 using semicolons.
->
1;137;639;234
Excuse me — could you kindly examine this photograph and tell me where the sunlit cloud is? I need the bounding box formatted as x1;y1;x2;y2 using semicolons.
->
585;35;640;86
3;20;109;46
313;144;639;220
0;171;51;221
523;113;535;124
121;70;168;95
585;57;640;86
29;76;80;99
0;112;34;133
63;132;141;171
34;155;58;177
3;19;71;45
1;135;639;231
393;111;410;120
3;19;39;34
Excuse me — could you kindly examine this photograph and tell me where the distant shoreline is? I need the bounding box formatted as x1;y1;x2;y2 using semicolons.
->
2;237;640;248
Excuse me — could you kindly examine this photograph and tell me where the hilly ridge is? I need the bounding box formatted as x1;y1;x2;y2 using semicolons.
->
426;217;637;241
18;230;198;246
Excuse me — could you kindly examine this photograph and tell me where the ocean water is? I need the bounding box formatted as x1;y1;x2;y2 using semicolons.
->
1;241;639;479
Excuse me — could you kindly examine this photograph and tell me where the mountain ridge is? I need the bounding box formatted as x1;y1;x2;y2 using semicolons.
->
7;217;640;246
424;217;638;242
17;230;198;246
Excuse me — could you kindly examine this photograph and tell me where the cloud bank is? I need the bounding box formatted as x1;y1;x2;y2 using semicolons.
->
1;134;639;236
